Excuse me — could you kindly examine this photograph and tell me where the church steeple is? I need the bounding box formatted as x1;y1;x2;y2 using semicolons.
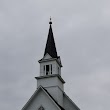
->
38;19;62;77
36;20;65;107
22;20;80;110
44;18;58;58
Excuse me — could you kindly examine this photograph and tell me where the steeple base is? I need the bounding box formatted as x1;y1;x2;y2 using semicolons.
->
35;74;65;91
35;74;65;107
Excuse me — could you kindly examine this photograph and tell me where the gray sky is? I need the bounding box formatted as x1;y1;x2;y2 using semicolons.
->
0;0;110;110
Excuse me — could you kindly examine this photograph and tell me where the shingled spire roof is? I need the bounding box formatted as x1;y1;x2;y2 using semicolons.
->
44;19;58;58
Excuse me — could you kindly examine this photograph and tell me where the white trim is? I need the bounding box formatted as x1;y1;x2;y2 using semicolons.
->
35;74;65;83
42;53;52;60
38;57;62;67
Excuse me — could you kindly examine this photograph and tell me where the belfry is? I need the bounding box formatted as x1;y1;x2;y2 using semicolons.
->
21;19;80;110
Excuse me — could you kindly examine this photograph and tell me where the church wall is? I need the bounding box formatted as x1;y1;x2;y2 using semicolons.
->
54;61;61;75
57;76;64;90
37;76;64;90
25;90;59;110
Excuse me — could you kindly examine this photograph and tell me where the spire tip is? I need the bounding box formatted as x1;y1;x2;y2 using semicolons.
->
49;17;52;24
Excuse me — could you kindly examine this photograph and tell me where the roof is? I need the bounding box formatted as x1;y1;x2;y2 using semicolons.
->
61;89;80;110
44;21;58;58
21;86;65;110
42;87;65;110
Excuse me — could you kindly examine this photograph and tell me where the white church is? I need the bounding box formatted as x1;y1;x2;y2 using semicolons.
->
21;19;80;110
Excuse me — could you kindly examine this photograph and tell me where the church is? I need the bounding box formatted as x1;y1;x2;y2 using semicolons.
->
21;19;80;110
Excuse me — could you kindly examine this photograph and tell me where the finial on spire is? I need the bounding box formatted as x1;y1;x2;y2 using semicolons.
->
49;17;52;24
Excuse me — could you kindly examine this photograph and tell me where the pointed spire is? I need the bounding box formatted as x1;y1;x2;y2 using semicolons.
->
49;17;52;25
44;18;58;58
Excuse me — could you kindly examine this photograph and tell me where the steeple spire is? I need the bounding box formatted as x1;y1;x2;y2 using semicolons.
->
49;17;52;24
44;18;58;58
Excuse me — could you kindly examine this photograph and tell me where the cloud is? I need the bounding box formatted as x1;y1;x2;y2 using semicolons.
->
0;0;110;110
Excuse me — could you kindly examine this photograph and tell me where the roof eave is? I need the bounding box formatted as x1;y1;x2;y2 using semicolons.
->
38;58;63;67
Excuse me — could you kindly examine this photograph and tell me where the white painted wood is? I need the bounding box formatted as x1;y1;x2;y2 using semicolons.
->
25;89;60;110
37;76;64;91
43;53;52;60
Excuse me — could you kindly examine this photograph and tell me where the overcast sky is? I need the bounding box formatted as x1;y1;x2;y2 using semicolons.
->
0;0;110;110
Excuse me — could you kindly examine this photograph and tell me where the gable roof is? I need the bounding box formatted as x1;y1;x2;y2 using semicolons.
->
44;22;58;58
21;86;65;110
42;87;65;110
63;91;80;110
